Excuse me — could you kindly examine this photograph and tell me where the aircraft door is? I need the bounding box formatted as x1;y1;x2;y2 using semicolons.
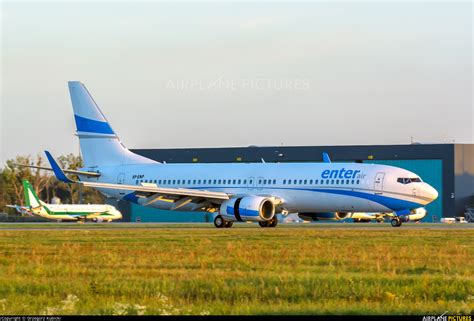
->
374;172;385;193
117;173;125;196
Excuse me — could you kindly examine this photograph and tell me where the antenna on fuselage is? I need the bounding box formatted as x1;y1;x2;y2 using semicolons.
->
322;152;331;163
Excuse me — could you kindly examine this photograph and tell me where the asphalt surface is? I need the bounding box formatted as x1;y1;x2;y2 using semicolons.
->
0;222;472;231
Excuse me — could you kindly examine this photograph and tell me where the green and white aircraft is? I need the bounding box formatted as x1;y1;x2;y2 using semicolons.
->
8;180;122;222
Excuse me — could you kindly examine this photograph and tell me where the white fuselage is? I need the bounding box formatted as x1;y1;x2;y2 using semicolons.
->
80;162;438;214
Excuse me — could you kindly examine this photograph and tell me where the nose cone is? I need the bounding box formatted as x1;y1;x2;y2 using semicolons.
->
114;210;123;220
424;184;438;202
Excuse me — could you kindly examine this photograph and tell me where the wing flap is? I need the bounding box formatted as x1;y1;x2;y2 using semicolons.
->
81;181;230;200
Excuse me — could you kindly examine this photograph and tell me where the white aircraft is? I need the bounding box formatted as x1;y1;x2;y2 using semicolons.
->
8;180;122;222
36;81;438;228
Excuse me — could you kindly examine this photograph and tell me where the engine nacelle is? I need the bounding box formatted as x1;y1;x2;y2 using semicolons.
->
220;196;275;222
92;217;104;223
298;212;350;221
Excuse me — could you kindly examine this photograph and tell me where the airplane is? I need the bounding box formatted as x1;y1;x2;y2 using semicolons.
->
7;180;122;222
298;207;428;223
24;81;438;228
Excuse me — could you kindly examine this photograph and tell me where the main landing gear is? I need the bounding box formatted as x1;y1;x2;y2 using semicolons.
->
391;217;402;227
258;217;278;228
214;215;233;228
213;215;278;228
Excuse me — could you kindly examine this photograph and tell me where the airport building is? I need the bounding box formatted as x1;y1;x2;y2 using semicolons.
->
113;144;473;222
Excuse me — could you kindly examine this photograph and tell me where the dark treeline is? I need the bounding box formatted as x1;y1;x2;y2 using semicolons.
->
1;154;104;213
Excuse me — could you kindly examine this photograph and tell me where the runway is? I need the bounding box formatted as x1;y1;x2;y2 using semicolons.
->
0;222;472;231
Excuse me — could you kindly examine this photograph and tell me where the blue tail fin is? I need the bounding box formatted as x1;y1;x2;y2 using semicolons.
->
68;81;155;167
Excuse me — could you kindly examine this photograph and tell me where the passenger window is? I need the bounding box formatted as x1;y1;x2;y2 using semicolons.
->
288;180;291;185
351;179;355;184
273;179;276;184
243;179;247;184
304;179;307;184
227;179;231;184
331;179;334;184
346;179;349;184
320;180;324;185
136;180;139;185
309;179;313;184
249;180;253;184
294;179;297;184
356;180;360;184
283;179;286;184
238;179;241;184
193;180;196;184
315;179;318;184
233;179;236;184
197;180;201;184
259;179;262;184
336;179;339;184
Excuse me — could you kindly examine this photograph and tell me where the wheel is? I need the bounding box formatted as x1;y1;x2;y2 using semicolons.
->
258;221;269;228
268;217;278;227
224;221;233;228
214;215;226;228
391;218;402;227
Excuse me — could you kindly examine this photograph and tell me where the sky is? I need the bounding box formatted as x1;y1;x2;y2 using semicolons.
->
1;1;472;165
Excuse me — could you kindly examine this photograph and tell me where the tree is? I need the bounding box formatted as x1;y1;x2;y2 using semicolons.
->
1;153;104;213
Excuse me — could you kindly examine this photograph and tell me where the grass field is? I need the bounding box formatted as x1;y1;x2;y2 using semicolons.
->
0;224;472;315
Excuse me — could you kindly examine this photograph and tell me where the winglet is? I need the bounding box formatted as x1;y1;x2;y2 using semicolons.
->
44;151;74;183
322;152;331;163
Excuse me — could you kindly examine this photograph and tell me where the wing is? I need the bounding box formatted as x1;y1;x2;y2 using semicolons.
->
6;205;35;216
11;163;100;177
83;212;106;219
45;151;230;211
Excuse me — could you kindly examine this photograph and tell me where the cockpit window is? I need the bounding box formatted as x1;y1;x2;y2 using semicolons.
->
397;177;422;184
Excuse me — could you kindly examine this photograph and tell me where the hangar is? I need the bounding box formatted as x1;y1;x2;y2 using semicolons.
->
112;143;473;222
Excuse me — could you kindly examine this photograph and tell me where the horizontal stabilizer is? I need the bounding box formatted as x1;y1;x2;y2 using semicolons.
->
12;163;100;177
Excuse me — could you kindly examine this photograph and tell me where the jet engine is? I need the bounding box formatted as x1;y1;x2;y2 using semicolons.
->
220;196;275;222
297;212;350;221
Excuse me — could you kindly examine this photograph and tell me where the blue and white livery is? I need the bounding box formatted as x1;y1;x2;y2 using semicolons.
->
45;81;438;228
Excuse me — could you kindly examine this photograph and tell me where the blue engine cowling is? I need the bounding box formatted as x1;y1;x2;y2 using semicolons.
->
220;196;275;222
298;212;350;221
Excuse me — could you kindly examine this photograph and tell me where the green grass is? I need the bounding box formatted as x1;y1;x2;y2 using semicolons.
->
0;224;472;315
